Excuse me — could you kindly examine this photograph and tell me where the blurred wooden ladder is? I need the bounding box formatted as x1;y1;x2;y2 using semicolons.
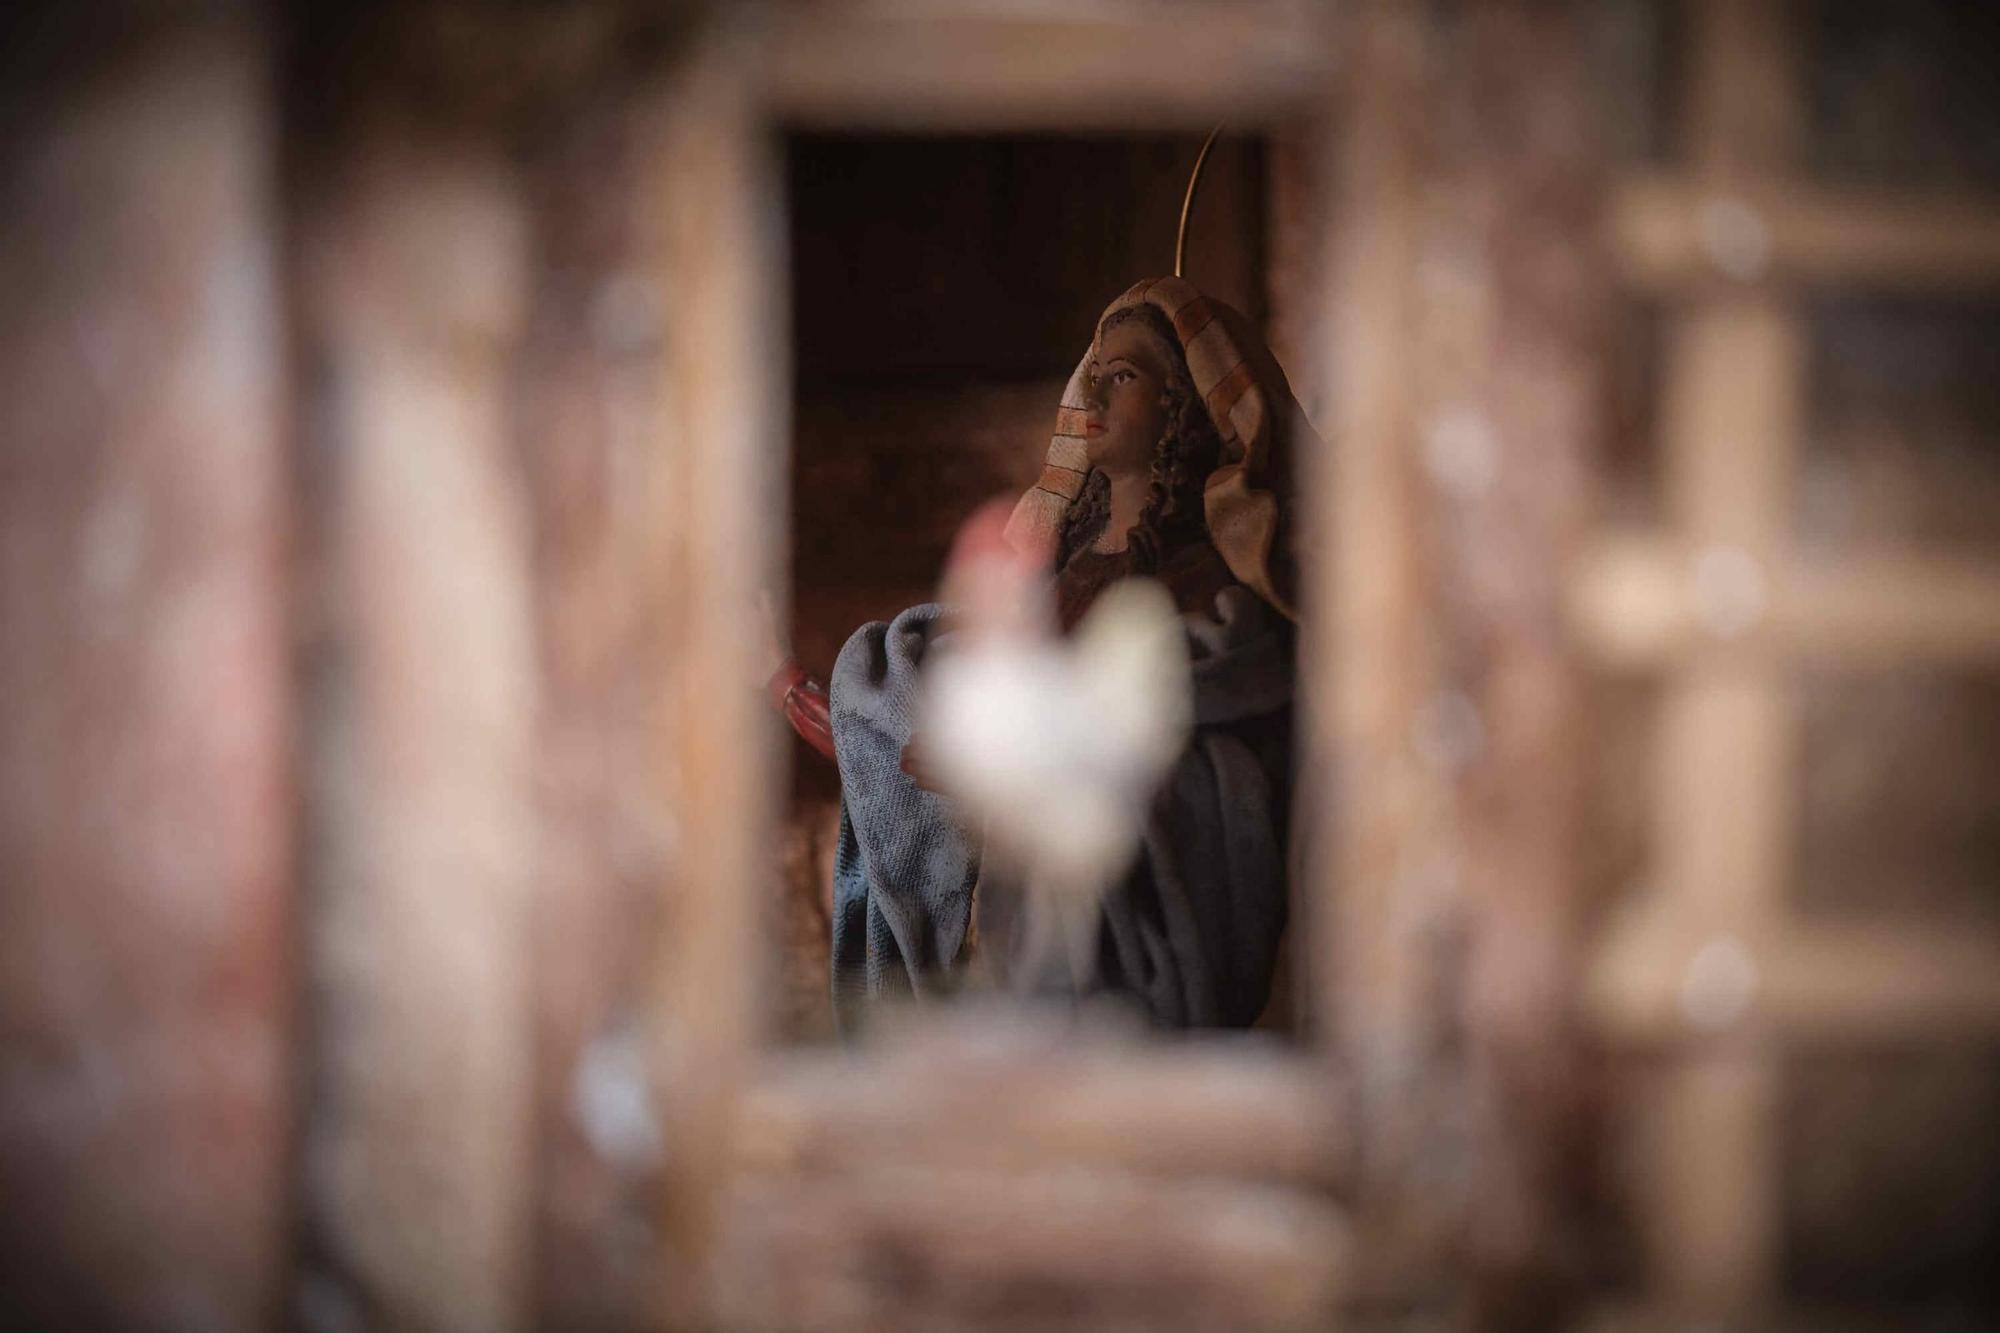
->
1574;0;2000;1323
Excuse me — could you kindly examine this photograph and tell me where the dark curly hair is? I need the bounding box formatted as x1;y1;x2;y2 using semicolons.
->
1054;302;1223;572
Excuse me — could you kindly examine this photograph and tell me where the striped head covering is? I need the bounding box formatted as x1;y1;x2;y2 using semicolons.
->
1003;276;1310;620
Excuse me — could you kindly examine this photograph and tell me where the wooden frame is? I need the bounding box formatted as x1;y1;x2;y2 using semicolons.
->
640;2;1622;1327
650;1;2000;1324
643;4;1361;1326
265;2;1620;1326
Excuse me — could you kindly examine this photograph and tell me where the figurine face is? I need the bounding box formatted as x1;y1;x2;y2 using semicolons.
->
1081;319;1173;476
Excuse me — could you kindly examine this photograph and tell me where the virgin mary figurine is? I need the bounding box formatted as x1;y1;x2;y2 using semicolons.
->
768;275;1312;1033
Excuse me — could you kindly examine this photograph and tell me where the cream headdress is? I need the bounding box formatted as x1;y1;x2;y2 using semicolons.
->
1003;275;1310;620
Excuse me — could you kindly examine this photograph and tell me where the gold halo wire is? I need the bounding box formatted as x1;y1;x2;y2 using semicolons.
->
1174;124;1226;279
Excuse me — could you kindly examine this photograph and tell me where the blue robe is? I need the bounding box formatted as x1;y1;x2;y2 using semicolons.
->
826;585;1293;1034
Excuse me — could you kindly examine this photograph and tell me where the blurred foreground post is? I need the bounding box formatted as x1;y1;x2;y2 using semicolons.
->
0;14;293;1330
1312;0;1604;1321
515;42;685;1333
290;24;537;1332
637;20;785;1323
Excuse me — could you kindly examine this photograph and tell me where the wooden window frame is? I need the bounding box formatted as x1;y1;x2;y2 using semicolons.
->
646;4;1358;1322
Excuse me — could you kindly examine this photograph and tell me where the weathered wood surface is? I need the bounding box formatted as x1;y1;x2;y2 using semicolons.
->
737;1019;1349;1187
1609;176;2000;294
1619;0;1803;1314
715;1163;1347;1333
1435;5;1605;1321
1310;1;1607;1322
1588;909;2000;1043
516;73;682;1333
0;18;293;1330
1570;537;2000;667
766;1;1336;131
1307;1;1454;1313
292;121;538;1333
719;1014;1347;1333
639;26;787;1326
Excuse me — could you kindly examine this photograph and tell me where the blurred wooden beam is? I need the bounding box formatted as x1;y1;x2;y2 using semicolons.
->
516;75;685;1333
0;18;293;1329
1609;175;2000;294
1308;1;1609;1321
293;118;537;1333
1310;0;1433;1082
1432;3;1608;1319
766;1;1336;130
737;1030;1350;1188
638;22;785;1326
714;1162;1348;1333
1571;535;2000;668
1633;0;1802;1313
1305;24;1447;1310
1585;907;2000;1044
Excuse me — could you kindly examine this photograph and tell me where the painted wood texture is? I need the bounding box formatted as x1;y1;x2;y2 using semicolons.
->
0;19;293;1330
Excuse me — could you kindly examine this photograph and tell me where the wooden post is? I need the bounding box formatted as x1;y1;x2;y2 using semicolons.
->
516;69;686;1331
639;21;785;1325
1638;0;1803;1314
1310;1;1607;1319
0;16;293;1330
1309;0;1458;1309
1442;5;1604;1320
291;97;538;1333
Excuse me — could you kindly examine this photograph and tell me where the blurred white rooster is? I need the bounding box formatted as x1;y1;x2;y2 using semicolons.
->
918;501;1193;996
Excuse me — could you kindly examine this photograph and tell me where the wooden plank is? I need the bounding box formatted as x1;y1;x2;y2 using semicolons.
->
294;130;538;1333
1308;30;1460;1310
1684;0;1798;180
1570;536;2000;667
1661;302;1804;544
1765;920;2000;1041
736;1026;1350;1188
1586;907;2000;1043
639;23;785;1325
1628;1051;1778;1316
766;2;1336;130
1434;4;1606;1318
1636;0;1801;1312
0;18;293;1329
1640;672;1790;1309
516;78;682;1332
713;1163;1348;1333
1609;175;2000;293
1312;0;1434;1078
1307;2;1612;1317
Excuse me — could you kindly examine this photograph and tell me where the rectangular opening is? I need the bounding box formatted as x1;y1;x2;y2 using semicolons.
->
773;128;1316;1045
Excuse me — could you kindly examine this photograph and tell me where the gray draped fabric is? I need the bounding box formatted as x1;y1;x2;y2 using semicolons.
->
828;587;1292;1036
